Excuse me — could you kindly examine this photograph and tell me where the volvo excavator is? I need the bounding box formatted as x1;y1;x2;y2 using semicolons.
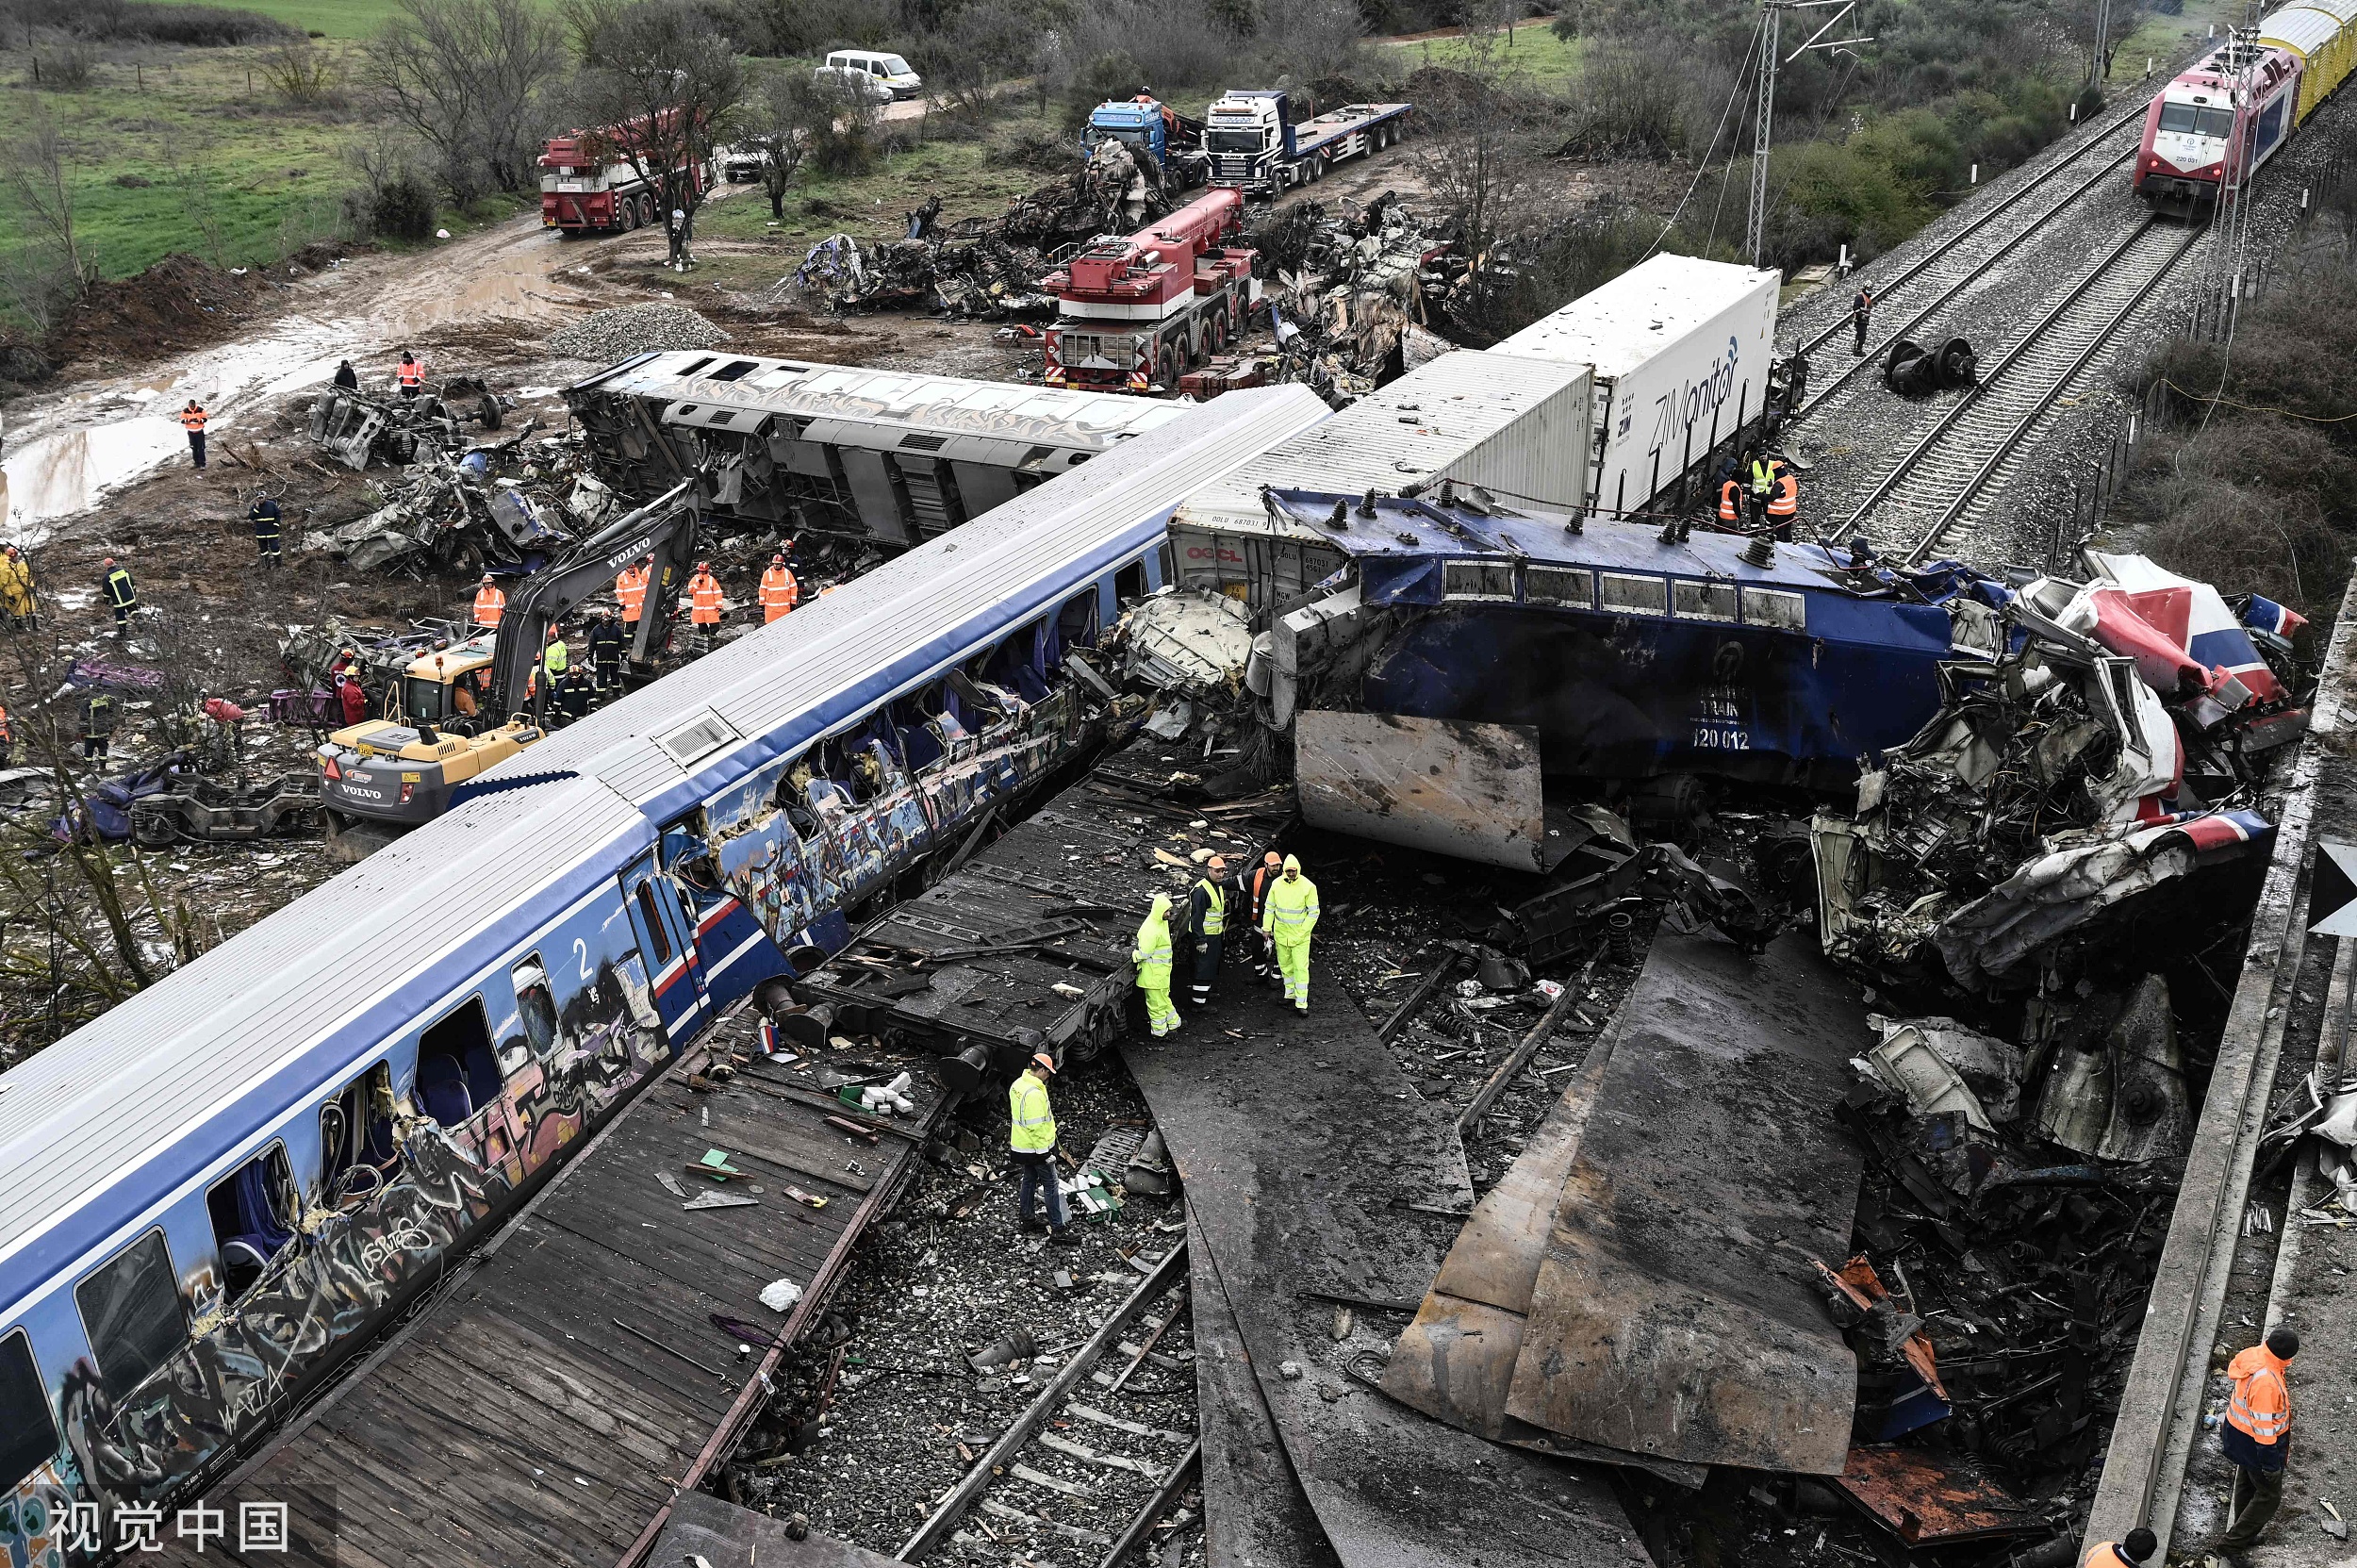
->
317;480;703;857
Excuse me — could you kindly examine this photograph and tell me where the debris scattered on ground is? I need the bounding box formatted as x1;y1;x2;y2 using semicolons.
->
305;433;602;574
309;381;511;470
546;303;731;360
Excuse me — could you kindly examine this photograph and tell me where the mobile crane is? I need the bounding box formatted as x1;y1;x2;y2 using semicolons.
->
1041;187;1259;394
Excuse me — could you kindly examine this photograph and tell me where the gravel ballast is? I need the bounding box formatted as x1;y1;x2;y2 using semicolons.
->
547;303;730;360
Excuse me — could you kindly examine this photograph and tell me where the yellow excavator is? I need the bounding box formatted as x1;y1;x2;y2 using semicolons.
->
317;480;702;856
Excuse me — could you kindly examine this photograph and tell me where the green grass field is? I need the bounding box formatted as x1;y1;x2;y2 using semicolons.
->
2105;0;2233;90
1383;19;1581;92
171;0;407;41
0;43;371;281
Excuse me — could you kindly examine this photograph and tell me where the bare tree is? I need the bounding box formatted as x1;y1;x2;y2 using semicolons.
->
363;0;567;202
561;0;746;268
4;104;90;305
911;1;1032;121
159;135;232;270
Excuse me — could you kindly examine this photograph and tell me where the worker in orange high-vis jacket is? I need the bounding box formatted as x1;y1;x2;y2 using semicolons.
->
2079;1528;2155;1568
179;400;208;470
616;555;651;627
688;562;724;630
396;349;425;400
2216;1326;2299;1558
1766;463;1800;540
1717;473;1742;525
471;574;504;629
758;553;799;624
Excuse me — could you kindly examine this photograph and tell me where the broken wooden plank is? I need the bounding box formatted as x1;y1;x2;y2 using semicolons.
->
1064;1405;1190;1445
1038;1430;1163;1480
981;1497;1111;1546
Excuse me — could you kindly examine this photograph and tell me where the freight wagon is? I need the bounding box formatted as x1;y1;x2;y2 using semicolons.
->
1492;255;1783;524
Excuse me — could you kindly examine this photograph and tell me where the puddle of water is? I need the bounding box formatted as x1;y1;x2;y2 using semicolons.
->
1;322;354;541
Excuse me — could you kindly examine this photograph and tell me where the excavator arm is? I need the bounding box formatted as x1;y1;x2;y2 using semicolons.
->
487;478;704;718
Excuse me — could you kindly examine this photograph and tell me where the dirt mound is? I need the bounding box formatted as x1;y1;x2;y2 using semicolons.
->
44;253;269;371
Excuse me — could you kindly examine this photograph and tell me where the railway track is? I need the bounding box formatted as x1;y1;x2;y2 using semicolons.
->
1835;216;2205;560
896;1240;1201;1567
1789;91;2157;376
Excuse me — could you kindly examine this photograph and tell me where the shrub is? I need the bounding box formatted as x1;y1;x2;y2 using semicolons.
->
0;0;297;45
30;45;95;89
371;173;438;240
1060;49;1146;130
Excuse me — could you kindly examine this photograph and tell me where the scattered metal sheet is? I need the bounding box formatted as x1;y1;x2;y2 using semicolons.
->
1295;712;1573;873
1500;927;1867;1476
1129;990;1640;1568
1380;1015;1709;1488
1832;1444;2051;1544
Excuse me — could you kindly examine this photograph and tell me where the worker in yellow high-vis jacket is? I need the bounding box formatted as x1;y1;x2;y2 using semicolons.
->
1261;853;1320;1015
1133;892;1180;1038
1009;1049;1078;1246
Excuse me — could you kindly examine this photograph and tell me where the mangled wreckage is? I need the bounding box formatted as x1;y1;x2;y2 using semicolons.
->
305;430;617;575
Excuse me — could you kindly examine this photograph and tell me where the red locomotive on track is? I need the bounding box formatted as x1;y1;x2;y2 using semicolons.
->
2134;3;2357;216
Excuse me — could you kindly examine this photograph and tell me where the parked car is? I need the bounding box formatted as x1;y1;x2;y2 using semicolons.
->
814;49;924;103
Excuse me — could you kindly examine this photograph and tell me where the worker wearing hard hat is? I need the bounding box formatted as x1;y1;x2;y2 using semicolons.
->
1261;854;1320;1015
1009;1048;1080;1246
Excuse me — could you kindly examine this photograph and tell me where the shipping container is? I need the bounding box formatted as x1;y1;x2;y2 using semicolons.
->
1166;349;1593;613
1494;255;1781;523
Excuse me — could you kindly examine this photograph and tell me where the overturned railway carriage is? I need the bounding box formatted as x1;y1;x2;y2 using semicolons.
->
565;352;1188;549
2135;1;2357;213
0;388;1330;1562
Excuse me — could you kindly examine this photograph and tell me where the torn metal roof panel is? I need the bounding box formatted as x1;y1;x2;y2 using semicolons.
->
1499;926;1868;1476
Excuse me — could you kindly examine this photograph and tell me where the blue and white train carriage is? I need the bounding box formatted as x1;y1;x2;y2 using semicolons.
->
0;386;1330;1562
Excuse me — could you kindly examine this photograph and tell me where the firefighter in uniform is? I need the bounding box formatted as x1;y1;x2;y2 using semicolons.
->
617;555;651;630
396;350;425;400
1261;853;1320;1015
472;574;504;629
2217;1327;2299;1554
758;553;799;624
1186;855;1228;1007
1244;850;1282;983
1132;893;1179;1038
81;691;117;766
587;608;628;698
101;558;137;634
1008;1049;1079;1244
2081;1529;2155;1568
179;400;207;470
0;545;36;631
248;494;283;566
687;562;724;645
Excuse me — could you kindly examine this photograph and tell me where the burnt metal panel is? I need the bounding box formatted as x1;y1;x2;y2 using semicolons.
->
1833;1446;2050;1543
1499;926;1867;1476
1294;712;1557;872
1125;976;1640;1568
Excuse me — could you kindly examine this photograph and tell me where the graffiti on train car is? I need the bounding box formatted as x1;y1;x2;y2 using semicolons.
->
1;890;676;1555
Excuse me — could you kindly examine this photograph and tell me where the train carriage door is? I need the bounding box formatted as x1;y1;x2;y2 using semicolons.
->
620;849;710;1042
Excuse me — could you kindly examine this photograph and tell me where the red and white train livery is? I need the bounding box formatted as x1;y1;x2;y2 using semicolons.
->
2134;0;2357;215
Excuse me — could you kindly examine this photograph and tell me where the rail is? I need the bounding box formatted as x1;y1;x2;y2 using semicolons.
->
1790;91;2157;363
1831;217;2204;556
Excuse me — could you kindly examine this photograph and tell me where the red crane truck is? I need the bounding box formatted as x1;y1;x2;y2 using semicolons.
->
1040;187;1259;395
538;108;711;235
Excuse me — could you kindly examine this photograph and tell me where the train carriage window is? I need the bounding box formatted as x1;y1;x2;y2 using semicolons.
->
74;1232;187;1402
513;955;560;1063
206;1146;296;1302
1673;581;1739;622
1741;587;1807;631
415;997;500;1130
1057;589;1100;649
321;1063;397;1203
1114;560;1147;604
635;883;674;965
1525;567;1593;608
1442;561;1516;601
1598;573;1669;616
0;1330;58;1492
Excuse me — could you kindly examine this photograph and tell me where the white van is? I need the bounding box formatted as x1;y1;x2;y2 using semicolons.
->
816;49;924;103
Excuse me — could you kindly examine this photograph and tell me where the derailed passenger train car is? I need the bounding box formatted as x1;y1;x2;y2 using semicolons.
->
0;388;1330;1564
565;350;1188;549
